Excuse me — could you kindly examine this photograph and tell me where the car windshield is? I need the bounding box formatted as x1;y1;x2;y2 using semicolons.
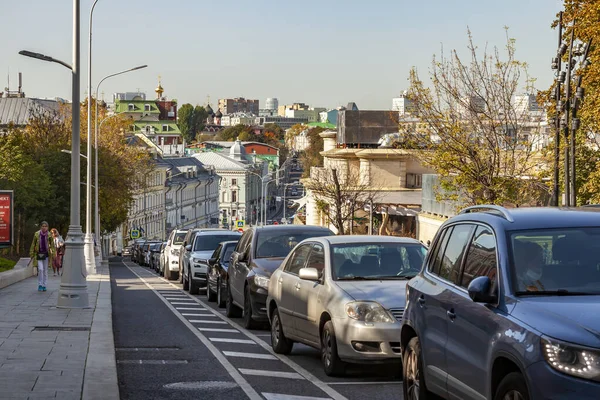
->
150;243;161;251
255;230;333;258
510;228;600;295
173;232;186;245
332;242;427;280
194;235;241;252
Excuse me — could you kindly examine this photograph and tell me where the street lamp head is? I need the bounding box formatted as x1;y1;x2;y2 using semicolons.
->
19;50;52;62
130;65;148;71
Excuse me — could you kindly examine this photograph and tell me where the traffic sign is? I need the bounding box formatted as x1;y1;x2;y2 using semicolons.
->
130;229;140;239
276;196;282;202
236;220;245;228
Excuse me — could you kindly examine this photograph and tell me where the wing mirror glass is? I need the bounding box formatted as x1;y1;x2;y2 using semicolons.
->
468;276;498;304
208;258;217;265
185;244;192;252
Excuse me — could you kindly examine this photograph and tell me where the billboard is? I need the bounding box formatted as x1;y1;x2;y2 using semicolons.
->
0;190;14;248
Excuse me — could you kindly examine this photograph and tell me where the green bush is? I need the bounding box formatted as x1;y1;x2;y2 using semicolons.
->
0;257;16;272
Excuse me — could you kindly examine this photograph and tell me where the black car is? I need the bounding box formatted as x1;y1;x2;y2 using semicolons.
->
149;242;164;272
142;240;162;267
227;225;335;329
132;239;147;264
206;240;240;307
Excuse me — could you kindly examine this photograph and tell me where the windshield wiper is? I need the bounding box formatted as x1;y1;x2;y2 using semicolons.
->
396;272;418;279
337;276;381;281
515;289;598;296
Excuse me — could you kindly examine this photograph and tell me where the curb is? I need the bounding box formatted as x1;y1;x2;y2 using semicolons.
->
82;265;119;400
0;258;34;289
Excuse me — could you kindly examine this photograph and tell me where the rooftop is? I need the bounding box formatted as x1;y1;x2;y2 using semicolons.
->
0;97;63;126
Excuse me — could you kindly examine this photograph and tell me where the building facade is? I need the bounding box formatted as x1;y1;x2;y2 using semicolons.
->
218;98;259;115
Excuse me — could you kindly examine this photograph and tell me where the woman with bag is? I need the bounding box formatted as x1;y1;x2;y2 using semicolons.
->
51;228;65;276
29;221;56;292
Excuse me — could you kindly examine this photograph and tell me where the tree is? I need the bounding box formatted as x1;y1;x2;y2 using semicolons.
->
216;124;254;141
192;105;208;135
405;29;547;206
300;126;326;178
305;167;379;235
263;123;285;141
178;104;194;142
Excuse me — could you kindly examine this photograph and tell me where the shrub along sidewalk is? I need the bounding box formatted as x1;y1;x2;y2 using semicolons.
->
0;257;17;272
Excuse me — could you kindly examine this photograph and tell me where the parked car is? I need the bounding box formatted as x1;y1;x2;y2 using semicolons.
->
150;242;165;273
122;246;132;257
206;240;240;307
228;225;335;329
143;240;162;267
132;239;147;264
267;235;427;376
402;205;600;400
163;229;187;280
182;230;242;295
178;228;204;284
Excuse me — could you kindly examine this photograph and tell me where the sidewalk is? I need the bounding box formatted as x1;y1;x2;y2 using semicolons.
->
0;263;118;400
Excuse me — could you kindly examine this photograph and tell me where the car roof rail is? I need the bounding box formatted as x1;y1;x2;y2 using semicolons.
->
458;205;514;223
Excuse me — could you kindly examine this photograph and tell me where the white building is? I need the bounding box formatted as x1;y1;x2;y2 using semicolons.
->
285;108;326;122
221;112;257;127
392;93;415;116
193;140;269;227
265;98;279;111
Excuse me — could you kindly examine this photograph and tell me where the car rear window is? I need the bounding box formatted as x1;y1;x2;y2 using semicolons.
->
173;232;186;245
194;235;241;251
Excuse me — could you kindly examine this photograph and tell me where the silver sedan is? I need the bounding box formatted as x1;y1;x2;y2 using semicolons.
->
266;235;427;376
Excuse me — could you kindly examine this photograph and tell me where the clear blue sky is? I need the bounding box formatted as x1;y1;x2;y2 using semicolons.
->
2;0;563;110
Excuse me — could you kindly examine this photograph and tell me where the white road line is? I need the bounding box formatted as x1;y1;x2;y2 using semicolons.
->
131;264;346;400
124;265;262;400
239;369;303;380
117;360;188;365
181;313;214;317
209;338;256;344
176;307;206;311
189;320;227;324
327;381;401;385
198;328;239;333
262;393;331;400
222;351;277;360
171;302;198;305
165;297;192;300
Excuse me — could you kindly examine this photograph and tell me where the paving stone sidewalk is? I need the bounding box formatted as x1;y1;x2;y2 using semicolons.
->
0;264;118;400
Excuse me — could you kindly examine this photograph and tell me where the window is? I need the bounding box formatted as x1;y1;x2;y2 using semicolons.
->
285;244;311;275
438;225;474;283
460;226;497;288
232;179;237;186
232;191;237;203
306;244;325;273
144;104;151;112
162;124;168;132
429;228;450;274
222;192;227;203
194;234;241;252
128;103;134;111
235;231;252;254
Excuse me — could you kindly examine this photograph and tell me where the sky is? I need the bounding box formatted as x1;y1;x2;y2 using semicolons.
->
2;0;564;111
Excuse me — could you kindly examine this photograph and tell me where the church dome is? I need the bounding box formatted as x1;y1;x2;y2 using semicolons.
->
229;139;247;161
215;109;223;118
206;104;214;116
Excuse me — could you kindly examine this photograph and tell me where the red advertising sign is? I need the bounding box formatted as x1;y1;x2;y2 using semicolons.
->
0;190;13;247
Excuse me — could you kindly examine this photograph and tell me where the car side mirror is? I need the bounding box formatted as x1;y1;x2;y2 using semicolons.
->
167;240;172;246
468;276;497;304
185;245;192;252
238;252;247;263
208;258;217;265
299;267;319;281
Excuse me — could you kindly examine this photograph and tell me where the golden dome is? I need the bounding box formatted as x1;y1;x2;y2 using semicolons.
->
155;76;164;97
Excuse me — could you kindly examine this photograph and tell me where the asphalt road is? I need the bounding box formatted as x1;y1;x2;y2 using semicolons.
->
111;258;403;400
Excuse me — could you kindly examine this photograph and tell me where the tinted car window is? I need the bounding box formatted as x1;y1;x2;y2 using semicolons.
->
194;234;241;251
306;244;325;272
460;225;497;288
255;230;333;258
284;244;312;275
429;228;450;274
222;246;235;265
438;224;473;283
173;232;186;245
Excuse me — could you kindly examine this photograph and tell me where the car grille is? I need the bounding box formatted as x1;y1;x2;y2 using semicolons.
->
389;308;404;322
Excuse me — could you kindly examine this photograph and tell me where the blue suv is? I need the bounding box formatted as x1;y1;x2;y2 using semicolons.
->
401;205;600;400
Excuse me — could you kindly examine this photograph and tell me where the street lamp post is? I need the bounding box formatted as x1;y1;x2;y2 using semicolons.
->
20;0;89;308
93;65;147;266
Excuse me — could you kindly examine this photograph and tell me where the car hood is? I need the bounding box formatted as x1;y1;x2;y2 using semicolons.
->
335;280;406;310
252;257;286;277
190;251;214;261
511;297;600;348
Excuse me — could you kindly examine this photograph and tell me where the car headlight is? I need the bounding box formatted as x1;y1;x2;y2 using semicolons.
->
171;248;179;256
542;337;600;382
192;257;205;264
254;276;270;289
345;301;394;323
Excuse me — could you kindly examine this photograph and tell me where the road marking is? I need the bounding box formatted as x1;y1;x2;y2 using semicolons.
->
124;265;262;400
262;394;331;400
327;381;401;385
209;338;256;344
165;297;192;300
171;302;198;305
198;328;239;333
239;369;303;380
223;351;277;360
164;381;239;390
117;360;188;365
189;320;227;324
181;313;214;317
176;307;207;311
116;347;179;352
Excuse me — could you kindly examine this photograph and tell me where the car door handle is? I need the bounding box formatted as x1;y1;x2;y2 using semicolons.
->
447;309;456;320
417;295;426;306
294;283;301;290
278;278;283;284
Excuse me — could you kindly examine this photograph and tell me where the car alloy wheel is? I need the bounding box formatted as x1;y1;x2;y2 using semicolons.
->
405;346;420;400
320;321;344;376
216;278;225;308
243;286;258;329
225;280;242;318
270;309;293;354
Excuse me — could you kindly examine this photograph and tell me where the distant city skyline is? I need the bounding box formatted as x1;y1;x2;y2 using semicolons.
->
2;0;563;110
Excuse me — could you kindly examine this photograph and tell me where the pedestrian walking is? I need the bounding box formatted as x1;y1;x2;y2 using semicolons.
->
29;221;55;292
51;228;65;276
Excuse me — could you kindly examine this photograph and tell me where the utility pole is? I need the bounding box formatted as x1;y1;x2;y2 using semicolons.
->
551;12;564;207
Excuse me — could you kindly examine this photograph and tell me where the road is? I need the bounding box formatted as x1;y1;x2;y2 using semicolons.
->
111;259;403;400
